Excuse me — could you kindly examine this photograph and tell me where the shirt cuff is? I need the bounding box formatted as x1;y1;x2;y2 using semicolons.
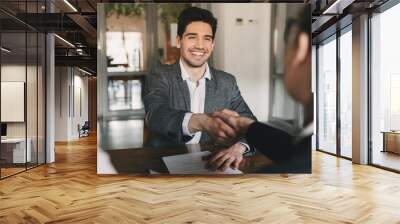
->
182;112;195;136
238;142;251;154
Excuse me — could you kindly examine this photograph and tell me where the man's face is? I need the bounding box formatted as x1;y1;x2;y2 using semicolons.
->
176;21;214;68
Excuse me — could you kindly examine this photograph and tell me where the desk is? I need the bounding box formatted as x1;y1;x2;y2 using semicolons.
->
382;131;400;154
100;143;273;174
1;138;31;163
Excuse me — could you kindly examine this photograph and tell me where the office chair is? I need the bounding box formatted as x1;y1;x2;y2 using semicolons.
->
79;121;90;138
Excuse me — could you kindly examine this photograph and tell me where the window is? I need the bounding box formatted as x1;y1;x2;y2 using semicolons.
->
105;4;147;72
370;3;400;171
107;78;143;111
317;35;337;154
106;32;144;72
339;27;352;158
316;25;353;159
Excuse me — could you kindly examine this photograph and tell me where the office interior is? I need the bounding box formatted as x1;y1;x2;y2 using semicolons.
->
0;0;400;222
97;3;304;173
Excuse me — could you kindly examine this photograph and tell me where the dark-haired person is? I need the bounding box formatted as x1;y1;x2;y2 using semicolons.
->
206;7;312;173
144;7;256;166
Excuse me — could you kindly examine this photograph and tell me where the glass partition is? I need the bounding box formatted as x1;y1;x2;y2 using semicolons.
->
0;1;46;179
1;30;28;177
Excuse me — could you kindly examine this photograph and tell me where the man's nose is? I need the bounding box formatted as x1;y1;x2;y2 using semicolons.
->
195;39;205;49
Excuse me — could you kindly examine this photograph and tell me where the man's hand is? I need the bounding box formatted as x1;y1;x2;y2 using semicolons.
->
212;109;255;140
204;142;246;171
188;113;237;146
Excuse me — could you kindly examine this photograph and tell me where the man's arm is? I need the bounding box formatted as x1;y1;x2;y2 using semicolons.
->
143;71;189;142
211;110;301;162
246;122;296;162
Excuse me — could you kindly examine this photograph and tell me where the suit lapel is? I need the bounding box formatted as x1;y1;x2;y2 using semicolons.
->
178;79;191;111
204;69;216;113
173;62;191;111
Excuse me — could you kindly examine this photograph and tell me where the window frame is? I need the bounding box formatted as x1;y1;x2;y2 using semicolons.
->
315;22;353;160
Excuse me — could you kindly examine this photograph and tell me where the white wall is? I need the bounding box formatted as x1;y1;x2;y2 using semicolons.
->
55;67;69;141
2;64;46;163
211;3;271;122
55;67;89;141
1;65;36;137
1;66;26;129
72;73;89;138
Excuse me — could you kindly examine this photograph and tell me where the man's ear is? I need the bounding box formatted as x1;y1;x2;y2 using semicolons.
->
292;32;309;66
176;36;181;48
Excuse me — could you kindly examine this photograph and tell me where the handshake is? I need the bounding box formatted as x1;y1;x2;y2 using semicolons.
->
187;109;256;171
188;109;256;146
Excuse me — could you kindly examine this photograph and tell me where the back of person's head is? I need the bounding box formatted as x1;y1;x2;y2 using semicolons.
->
177;7;217;39
284;6;311;45
282;5;312;111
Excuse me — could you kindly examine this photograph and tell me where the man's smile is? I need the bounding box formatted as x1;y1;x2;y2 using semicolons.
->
189;50;206;57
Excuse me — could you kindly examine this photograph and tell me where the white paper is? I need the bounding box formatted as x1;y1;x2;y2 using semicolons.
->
162;151;242;175
149;169;160;174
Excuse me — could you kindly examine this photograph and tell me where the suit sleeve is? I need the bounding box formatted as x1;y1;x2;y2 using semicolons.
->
143;71;190;142
246;121;302;162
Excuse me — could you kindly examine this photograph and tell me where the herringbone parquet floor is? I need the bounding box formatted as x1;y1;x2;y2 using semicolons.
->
1;134;400;223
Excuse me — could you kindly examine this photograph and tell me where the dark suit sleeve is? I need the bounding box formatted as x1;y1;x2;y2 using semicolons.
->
143;70;189;143
246;122;299;162
246;121;312;173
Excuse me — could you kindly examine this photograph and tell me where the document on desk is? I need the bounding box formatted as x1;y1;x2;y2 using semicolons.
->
162;151;242;174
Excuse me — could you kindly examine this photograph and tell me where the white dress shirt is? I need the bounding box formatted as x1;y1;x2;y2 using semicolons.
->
180;59;210;144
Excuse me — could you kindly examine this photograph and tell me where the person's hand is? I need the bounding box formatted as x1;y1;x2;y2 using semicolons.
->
188;113;237;146
212;109;240;117
212;109;255;139
203;142;246;171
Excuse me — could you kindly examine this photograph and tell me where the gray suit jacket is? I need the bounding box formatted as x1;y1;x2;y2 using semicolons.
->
144;62;256;146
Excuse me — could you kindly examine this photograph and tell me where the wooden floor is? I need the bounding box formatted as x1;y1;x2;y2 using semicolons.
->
1;167;26;178
1;135;400;223
1;163;45;178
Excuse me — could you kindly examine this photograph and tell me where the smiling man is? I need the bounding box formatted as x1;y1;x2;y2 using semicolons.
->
144;7;256;168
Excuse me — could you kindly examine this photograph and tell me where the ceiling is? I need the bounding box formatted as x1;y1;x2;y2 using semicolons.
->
311;0;390;43
0;0;99;74
0;0;393;75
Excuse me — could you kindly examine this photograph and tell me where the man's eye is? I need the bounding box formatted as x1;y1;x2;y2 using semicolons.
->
188;36;195;39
